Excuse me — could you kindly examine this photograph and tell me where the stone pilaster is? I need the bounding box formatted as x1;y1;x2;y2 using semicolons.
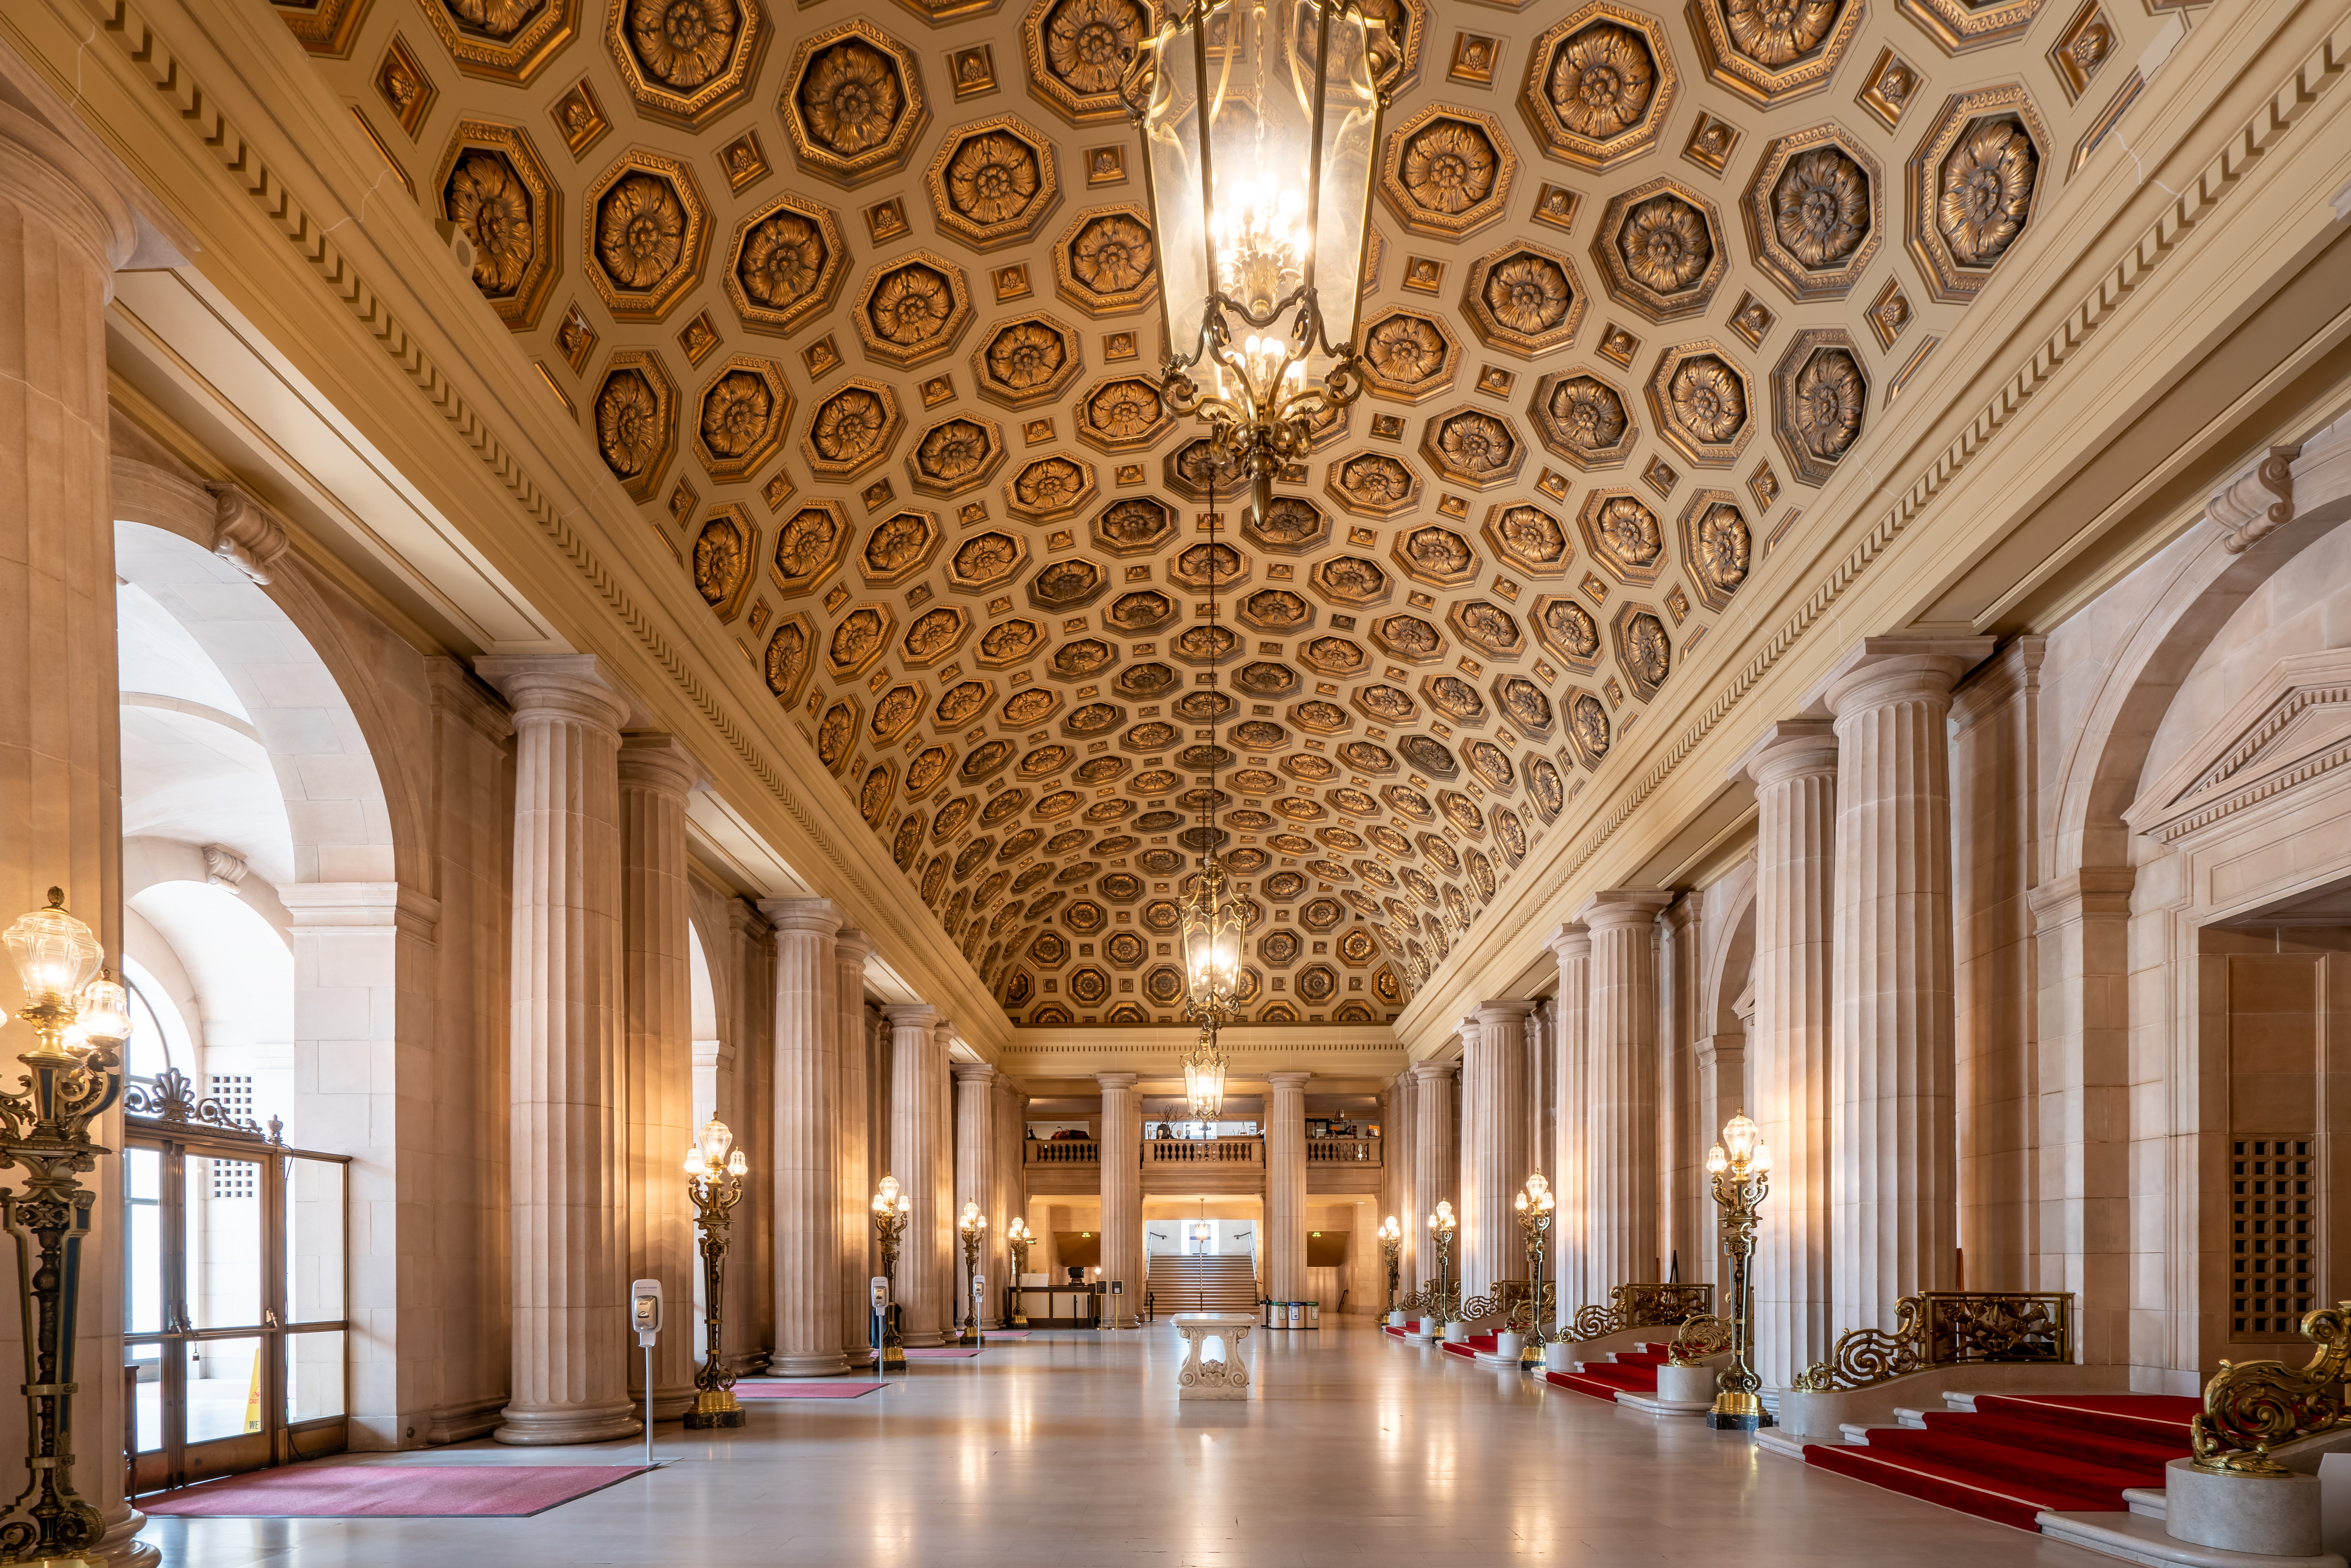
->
1547;923;1591;1327
761;897;845;1376
725;898;777;1363
1097;1072;1141;1327
1387;1069;1417;1288
619;735;700;1417
1661;896;1703;1285
954;1064;998;1329
1463;1002;1536;1296
926;1020;959;1337
1733;718;1839;1391
1579;890;1674;1296
1266;1071;1311;1303
1820;636;1992;1330
1410;1060;1456;1291
883;1005;949;1346
477;656;638;1445
833;930;875;1366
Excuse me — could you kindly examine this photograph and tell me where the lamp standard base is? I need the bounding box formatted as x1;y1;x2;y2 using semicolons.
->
1706;1392;1774;1431
881;1343;906;1370
683;1391;747;1430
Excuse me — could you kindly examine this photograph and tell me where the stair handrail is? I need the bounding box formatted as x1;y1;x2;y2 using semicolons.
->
2189;1300;2351;1477
1791;1290;2073;1392
1667;1312;1733;1367
1568;1281;1714;1341
1396;1276;1454;1320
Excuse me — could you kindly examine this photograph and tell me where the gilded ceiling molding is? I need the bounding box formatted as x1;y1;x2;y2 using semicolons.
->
1770;327;1867;486
1906;85;2051;303
416;0;579;84
1518;4;1678;168
1743;125;1881;303
1687;0;1863;105
433;121;559;331
605;0;769;128
780;21;931;187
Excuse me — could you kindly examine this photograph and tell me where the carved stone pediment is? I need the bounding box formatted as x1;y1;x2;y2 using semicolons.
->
2124;649;2351;848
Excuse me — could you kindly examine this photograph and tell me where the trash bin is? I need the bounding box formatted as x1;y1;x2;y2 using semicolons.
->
1306;1300;1320;1329
1287;1300;1303;1329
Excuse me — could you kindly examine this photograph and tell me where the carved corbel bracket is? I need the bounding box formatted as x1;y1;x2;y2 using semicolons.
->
205;482;292;583
2209;445;2301;554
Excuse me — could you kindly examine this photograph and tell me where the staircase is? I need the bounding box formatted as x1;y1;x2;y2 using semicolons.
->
1145;1255;1259;1315
1800;1393;2202;1533
1544;1343;1673;1401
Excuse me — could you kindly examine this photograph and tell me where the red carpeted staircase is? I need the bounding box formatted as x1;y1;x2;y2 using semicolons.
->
1439;1333;1499;1360
1543;1342;1673;1401
1802;1394;2203;1532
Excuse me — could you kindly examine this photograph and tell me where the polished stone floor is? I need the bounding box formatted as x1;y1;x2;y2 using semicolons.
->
143;1320;2123;1566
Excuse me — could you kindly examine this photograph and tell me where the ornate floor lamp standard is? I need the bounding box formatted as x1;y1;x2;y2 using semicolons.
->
1006;1219;1034;1329
1426;1201;1457;1325
0;890;130;1564
957;1202;988;1347
1514;1174;1555;1370
871;1176;911;1370
1377;1215;1401;1317
1704;1111;1775;1431
683;1118;749;1429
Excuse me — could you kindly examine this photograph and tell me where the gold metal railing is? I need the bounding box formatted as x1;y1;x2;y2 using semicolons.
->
1791;1291;2072;1392
1668;1313;1733;1367
1397;1277;1457;1320
1454;1279;1552;1332
2190;1301;2351;1476
1569;1282;1715;1341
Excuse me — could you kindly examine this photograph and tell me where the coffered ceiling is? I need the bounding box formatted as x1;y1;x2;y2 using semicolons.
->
287;0;2158;1029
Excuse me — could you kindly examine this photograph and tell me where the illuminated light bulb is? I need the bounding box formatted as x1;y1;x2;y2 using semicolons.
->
1753;1141;1773;1175
727;1149;748;1177
78;974;130;1046
1706;1142;1729;1175
685;1146;706;1175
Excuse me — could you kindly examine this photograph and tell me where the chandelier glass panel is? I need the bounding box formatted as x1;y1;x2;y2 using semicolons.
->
1132;0;1384;523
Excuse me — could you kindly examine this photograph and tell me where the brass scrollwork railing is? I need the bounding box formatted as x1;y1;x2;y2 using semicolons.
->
1570;1282;1716;1342
2190;1302;2351;1476
1791;1291;2073;1392
1396;1277;1456;1321
1669;1313;1733;1367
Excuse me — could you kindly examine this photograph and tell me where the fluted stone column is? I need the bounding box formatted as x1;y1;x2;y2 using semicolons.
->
1462;1002;1535;1296
1098;1072;1141;1327
926;1020;959;1336
1580;890;1674;1296
0;62;184;1553
1266;1071;1311;1304
619;735;700;1417
1733;719;1839;1390
1389;1070;1418;1288
1821;636;1991;1331
954;1064;998;1329
833;933;875;1366
760;898;845;1375
1410;1060;1456;1294
883;1005;950;1345
479;656;638;1445
1547;924;1590;1325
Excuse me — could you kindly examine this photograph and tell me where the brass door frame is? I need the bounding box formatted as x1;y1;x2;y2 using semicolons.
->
123;1132;350;1495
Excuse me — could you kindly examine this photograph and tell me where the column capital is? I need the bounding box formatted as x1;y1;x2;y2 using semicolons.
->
1730;717;1839;788
1409;1060;1456;1085
1473;999;1537;1029
758;896;845;937
835;926;876;966
953;1062;997;1086
2026;866;2137;923
475;655;637;733
1574;888;1675;931
277;881;441;942
1095;1072;1138;1093
1266;1070;1312;1093
1809;635;1996;719
883;1003;939;1029
1545;921;1590;960
617;733;706;797
0;54;186;278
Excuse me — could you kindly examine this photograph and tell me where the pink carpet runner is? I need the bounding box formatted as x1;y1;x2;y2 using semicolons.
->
734;1382;886;1398
903;1347;981;1358
141;1464;649;1517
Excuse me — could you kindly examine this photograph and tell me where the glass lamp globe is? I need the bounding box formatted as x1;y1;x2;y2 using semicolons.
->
1721;1110;1761;1166
5;891;103;1012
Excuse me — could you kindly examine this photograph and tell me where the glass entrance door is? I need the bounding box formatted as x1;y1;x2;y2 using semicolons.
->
123;1132;349;1494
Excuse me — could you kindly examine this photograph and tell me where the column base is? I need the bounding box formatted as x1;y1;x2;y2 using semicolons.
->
493;1400;641;1446
766;1350;852;1377
640;1387;696;1421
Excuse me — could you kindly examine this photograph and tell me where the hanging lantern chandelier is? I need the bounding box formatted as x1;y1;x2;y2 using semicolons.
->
1183;1023;1228;1121
1126;0;1389;529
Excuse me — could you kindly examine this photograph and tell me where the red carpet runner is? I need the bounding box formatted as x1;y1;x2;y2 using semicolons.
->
1439;1333;1499;1360
1542;1344;1672;1401
1802;1394;2202;1532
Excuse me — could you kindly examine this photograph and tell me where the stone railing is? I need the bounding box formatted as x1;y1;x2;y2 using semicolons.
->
1305;1137;1380;1165
2190;1300;2351;1476
1569;1282;1716;1341
1024;1139;1099;1167
1792;1291;2073;1392
1144;1136;1261;1165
